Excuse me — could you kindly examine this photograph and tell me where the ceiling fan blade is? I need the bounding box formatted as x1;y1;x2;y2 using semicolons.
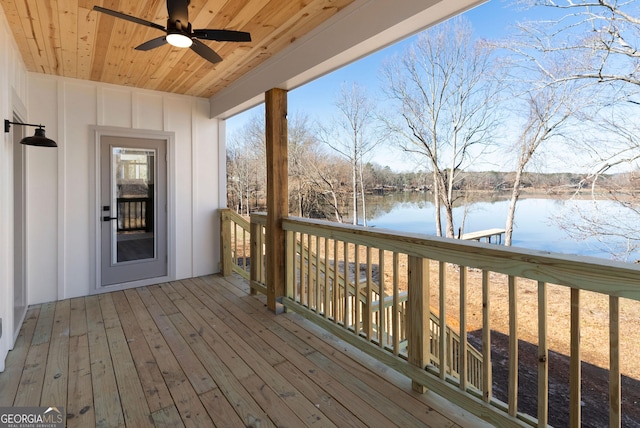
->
193;29;252;42
93;6;166;32
190;39;223;64
135;36;168;51
167;0;190;25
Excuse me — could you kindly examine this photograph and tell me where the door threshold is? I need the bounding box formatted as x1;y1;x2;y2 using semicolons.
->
93;275;172;295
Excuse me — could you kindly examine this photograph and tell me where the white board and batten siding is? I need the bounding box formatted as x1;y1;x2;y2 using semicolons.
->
26;74;223;305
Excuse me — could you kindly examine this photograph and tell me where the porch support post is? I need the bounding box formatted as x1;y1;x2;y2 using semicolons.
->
407;255;429;393
265;88;288;313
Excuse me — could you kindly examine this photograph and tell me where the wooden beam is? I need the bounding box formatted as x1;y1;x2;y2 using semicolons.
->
265;88;288;312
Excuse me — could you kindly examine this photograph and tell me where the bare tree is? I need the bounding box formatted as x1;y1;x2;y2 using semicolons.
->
318;82;384;226
517;0;640;258
306;154;351;222
227;113;266;214
382;17;503;237
288;113;321;217
500;48;597;245
517;0;640;87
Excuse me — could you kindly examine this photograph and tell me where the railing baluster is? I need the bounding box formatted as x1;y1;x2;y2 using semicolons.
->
570;288;581;428
459;265;467;391
300;233;309;307
316;235;321;313
233;222;238;267
610;295;620;428
439;261;447;381
482;269;492;402
354;244;361;334
286;230;295;299
538;281;548;427
324;237;330;319
242;226;247;272
333;239;340;323
294;232;301;303
261;224;267;284
249;219;258;295
393;252;400;355
508;275;518;417
378;249;385;348
365;246;373;340
343;242;350;329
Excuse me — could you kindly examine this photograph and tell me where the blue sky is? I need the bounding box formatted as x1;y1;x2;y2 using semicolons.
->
226;0;562;172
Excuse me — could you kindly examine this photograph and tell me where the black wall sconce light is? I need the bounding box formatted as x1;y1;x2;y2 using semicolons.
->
4;119;57;147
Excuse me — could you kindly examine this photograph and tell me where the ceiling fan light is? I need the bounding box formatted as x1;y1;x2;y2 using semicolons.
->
166;33;192;48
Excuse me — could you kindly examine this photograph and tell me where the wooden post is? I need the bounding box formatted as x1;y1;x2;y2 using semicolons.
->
220;209;232;276
265;88;288;313
407;256;429;393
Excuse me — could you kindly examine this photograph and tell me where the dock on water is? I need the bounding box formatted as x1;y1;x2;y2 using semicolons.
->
461;228;506;244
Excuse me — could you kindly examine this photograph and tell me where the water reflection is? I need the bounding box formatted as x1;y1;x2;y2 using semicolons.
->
362;193;638;261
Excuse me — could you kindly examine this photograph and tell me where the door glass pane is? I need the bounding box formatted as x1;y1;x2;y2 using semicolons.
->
111;147;156;263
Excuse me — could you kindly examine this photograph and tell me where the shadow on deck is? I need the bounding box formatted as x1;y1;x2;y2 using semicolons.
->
0;274;490;427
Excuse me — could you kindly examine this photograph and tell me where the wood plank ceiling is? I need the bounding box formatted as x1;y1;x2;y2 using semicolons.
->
0;0;355;98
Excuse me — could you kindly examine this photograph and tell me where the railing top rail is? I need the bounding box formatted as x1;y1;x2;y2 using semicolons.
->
281;216;640;301
220;208;250;229
250;212;267;225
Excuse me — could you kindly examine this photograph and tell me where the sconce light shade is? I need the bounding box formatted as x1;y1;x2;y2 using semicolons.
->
21;127;57;147
4;119;57;147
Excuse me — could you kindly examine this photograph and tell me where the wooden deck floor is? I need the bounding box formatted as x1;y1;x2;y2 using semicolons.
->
0;274;491;427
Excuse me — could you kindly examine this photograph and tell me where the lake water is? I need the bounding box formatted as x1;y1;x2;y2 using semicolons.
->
361;193;639;262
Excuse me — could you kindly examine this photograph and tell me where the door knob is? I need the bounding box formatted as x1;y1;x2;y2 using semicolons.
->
102;216;117;221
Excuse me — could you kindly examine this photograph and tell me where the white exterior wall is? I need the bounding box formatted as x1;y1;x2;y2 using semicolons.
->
26;74;222;305
0;6;29;372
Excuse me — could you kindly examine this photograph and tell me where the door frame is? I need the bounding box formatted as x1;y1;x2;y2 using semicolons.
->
91;126;175;293
12;112;28;343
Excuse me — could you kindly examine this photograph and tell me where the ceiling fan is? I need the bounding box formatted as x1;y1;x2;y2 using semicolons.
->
93;0;251;64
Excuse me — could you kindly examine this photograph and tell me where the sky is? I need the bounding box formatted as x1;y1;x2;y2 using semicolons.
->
225;0;570;172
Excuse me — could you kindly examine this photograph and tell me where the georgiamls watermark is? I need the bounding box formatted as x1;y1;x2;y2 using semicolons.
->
0;407;65;428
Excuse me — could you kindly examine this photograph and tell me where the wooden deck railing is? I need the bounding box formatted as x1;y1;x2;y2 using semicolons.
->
220;209;267;293
220;209;640;428
117;196;151;231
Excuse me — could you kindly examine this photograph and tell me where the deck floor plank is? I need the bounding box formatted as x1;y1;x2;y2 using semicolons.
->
191;276;398;427
66;332;95;428
150;405;185;428
111;291;174;413
169;280;337;427
40;299;70;408
13;303;57;407
99;294;154;428
199;388;248;428
273;360;369;428
141;286;217;394
85;295;125;428
209;275;469;427
0;274;488;428
0;307;39;406
123;288;213;427
69;297;88;338
165;284;276;426
31;301;56;346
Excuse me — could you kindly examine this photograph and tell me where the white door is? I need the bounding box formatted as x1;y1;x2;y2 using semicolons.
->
100;136;167;286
